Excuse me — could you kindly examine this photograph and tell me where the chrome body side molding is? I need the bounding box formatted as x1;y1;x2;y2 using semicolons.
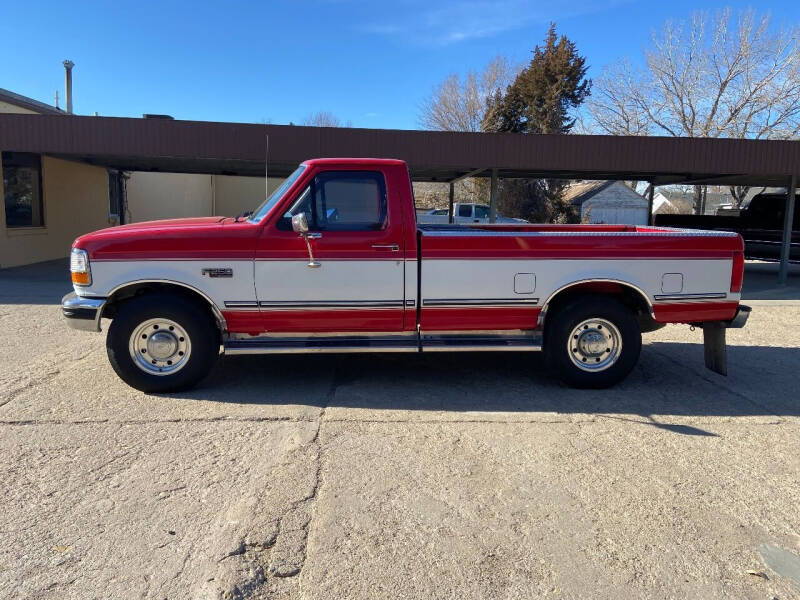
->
224;301;259;309
653;292;728;301
422;298;539;307
257;299;405;309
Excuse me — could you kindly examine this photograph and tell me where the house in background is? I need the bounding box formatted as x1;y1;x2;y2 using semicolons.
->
563;180;649;225
652;192;693;215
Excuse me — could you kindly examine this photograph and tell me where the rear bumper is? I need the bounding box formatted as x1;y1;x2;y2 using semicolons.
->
726;304;751;328
61;292;106;332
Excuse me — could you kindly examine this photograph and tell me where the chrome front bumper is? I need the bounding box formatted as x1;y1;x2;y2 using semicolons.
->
61;292;106;332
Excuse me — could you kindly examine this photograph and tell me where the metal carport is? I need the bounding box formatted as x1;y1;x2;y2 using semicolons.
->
1;113;797;282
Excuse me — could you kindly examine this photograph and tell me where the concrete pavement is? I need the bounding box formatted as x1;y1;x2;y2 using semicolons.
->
1;263;799;599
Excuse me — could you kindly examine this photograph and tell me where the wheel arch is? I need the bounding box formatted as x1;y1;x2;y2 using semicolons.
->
100;280;227;331
539;279;660;335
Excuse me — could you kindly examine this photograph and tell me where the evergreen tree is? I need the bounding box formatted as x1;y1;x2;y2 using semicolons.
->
483;24;591;223
484;23;591;134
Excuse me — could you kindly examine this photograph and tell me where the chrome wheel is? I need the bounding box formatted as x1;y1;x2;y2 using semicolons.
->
567;318;622;372
128;318;192;375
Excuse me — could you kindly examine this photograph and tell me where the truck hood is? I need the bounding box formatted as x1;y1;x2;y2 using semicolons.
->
108;216;226;231
73;216;258;261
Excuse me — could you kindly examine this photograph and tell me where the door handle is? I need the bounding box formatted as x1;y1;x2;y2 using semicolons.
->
371;243;399;251
307;232;322;240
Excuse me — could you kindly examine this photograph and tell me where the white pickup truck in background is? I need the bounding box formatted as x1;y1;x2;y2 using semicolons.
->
417;203;528;224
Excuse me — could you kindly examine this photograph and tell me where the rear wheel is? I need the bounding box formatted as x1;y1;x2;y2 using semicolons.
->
545;296;641;388
106;294;219;393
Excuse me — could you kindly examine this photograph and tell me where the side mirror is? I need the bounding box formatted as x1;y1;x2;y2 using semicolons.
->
291;212;309;234
291;212;320;268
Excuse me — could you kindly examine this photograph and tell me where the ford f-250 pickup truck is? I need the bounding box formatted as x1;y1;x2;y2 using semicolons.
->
62;158;750;392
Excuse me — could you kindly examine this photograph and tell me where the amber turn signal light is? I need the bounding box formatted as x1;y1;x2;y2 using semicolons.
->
71;271;91;285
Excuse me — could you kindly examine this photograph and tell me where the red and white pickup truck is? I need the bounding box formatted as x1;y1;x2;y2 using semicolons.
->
62;158;750;392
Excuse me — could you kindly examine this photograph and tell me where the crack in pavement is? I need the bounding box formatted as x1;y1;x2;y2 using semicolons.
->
0;346;100;409
0;368;61;408
190;363;340;599
267;359;338;579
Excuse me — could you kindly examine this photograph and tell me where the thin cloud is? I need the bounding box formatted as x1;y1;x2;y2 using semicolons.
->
358;0;633;46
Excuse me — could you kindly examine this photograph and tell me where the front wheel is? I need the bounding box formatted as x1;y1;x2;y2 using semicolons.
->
544;297;641;388
106;294;220;393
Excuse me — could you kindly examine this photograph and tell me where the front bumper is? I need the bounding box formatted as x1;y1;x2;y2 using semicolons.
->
61;292;106;332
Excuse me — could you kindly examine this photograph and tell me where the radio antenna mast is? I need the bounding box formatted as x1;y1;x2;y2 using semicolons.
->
265;129;269;199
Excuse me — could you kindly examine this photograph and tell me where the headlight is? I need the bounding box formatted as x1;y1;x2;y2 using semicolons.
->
70;248;92;286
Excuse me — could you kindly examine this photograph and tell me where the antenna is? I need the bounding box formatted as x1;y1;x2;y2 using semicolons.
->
265;128;269;199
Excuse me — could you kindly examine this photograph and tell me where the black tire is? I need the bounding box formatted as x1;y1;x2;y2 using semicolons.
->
106;293;219;393
544;296;641;389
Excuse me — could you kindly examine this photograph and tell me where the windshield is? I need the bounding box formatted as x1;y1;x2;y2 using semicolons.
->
248;165;306;222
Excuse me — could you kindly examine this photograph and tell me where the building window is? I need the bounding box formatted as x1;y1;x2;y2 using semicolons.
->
2;152;44;228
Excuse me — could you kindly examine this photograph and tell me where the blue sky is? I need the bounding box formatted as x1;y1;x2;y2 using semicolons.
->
2;0;799;130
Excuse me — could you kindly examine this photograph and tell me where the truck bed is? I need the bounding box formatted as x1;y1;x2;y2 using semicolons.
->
416;224;743;331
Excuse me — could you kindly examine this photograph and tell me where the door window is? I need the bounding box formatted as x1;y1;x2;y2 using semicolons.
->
457;204;472;218
474;205;490;219
280;170;387;231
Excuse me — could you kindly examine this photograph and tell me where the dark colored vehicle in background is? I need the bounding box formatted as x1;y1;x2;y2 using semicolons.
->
654;193;799;262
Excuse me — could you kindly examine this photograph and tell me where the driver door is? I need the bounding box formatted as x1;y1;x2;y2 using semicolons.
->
253;169;406;332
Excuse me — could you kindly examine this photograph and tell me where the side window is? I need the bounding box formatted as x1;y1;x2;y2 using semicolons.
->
457;204;472;218
474;205;489;219
280;170;387;231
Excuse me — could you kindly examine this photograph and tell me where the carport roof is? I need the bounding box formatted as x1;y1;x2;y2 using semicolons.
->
1;113;799;185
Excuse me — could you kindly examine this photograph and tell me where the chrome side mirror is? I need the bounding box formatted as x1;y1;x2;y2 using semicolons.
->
291;212;309;234
291;212;320;268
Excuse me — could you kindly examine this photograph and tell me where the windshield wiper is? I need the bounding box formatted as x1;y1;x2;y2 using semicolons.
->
233;211;253;223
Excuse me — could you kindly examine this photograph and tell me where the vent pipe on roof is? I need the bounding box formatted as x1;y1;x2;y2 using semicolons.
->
63;60;74;114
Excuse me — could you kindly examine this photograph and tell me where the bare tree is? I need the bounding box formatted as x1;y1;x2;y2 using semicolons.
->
417;56;519;206
587;8;800;210
418;56;518;132
302;111;352;127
